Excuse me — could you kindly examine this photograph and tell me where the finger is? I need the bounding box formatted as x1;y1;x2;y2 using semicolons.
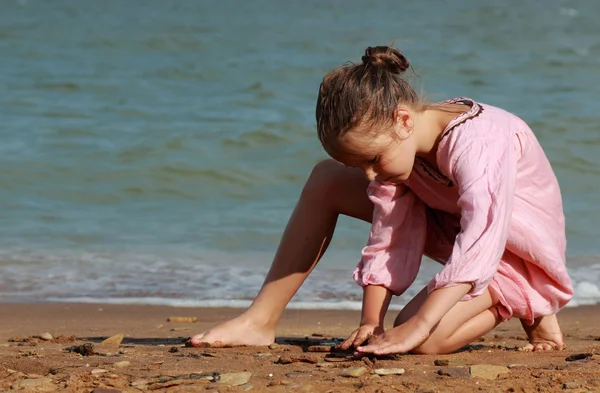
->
338;332;358;350
352;331;372;348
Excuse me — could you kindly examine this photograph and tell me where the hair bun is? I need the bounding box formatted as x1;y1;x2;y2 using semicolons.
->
361;46;410;74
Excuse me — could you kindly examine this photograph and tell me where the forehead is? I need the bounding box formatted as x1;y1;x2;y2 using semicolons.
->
329;131;390;164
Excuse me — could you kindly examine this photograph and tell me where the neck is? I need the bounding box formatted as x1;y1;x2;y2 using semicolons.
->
414;104;468;165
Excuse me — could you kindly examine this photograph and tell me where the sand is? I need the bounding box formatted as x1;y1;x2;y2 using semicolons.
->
1;303;599;392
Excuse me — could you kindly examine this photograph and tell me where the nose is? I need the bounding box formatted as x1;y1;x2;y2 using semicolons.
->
363;167;377;181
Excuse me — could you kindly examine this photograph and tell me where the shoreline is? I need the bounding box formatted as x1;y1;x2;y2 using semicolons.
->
1;303;599;392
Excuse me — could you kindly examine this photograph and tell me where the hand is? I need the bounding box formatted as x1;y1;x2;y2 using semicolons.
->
337;323;384;350
355;318;430;355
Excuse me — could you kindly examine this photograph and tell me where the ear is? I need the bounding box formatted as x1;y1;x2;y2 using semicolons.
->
393;105;414;139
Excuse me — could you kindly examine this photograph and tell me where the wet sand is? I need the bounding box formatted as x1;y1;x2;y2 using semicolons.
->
1;303;599;392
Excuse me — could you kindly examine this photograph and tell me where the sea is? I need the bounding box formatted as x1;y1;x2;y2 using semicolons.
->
1;0;600;311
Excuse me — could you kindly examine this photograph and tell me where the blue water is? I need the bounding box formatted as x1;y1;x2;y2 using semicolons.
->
1;0;600;309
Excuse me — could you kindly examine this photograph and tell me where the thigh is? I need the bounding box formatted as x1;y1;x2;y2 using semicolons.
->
394;285;498;338
308;159;373;223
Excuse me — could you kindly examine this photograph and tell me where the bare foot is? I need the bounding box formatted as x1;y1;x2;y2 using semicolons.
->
519;314;566;351
188;316;275;348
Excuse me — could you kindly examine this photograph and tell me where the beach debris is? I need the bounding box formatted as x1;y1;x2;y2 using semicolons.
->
276;354;319;364
65;343;96;356
437;367;470;378
434;359;470;367
37;333;53;341
307;345;334;352
11;377;56;392
340;367;368;378
167;316;198;323
374;368;405;376
268;343;279;350
470;365;510;380
113;361;131;368
101;334;124;347
565;353;593;362
168;346;179;353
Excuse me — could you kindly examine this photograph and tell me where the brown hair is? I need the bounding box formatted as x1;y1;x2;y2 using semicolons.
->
316;45;422;156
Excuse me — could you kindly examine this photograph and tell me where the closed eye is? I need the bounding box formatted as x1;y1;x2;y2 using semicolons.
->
367;156;379;164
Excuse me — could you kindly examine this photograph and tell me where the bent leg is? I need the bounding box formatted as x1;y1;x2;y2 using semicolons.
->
393;286;503;355
190;159;372;346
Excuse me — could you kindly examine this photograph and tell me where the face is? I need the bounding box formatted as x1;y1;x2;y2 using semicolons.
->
333;124;418;184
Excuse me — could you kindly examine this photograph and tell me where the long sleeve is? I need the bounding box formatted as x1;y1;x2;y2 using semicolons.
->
353;181;427;296
428;120;518;299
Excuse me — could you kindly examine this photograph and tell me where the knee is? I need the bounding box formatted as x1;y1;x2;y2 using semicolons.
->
303;159;345;197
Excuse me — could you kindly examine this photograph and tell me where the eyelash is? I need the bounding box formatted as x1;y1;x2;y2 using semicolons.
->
367;156;379;164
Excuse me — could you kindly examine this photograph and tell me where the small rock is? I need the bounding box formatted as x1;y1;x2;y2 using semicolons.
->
562;381;584;389
91;368;109;375
276;354;319;364
39;333;53;341
307;345;333;352
113;361;131;368
253;352;272;358
11;377;56;392
565;353;593;362
285;372;313;378
101;333;124;347
268;343;279;350
437;367;471;378
470;365;510;380
167;316;198;323
218;372;252;386
434;359;470;367
373;368;405;376
507;364;526;369
130;379;149;388
340;367;368;378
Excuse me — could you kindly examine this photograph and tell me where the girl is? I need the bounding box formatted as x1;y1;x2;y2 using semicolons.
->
190;45;574;355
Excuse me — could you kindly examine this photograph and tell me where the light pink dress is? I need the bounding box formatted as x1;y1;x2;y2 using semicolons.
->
353;98;573;324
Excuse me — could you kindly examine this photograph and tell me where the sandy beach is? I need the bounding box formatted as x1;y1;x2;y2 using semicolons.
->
1;303;599;392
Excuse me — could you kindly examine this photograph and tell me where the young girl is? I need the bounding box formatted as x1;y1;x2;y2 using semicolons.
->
190;45;574;355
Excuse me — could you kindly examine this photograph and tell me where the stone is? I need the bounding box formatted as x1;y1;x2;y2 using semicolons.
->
91;368;109;375
101;334;124;347
434;359;471;367
470;365;510;380
276;354;319;364
218;372;252;386
130;379;149;388
268;343;279;350
340;367;368;378
113;361;130;368
437;367;471;378
39;333;53;341
507;364;526;369
11;378;56;392
373;368;405;376
562;381;584;389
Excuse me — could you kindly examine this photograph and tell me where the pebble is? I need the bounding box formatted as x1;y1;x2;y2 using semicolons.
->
39;333;53;341
340;367;368;378
276;354;319;364
373;368;405;376
470;365;510;380
113;361;131;368
218;372;252;386
268;343;279;350
434;359;470;367
507;364;526;369
253;352;272;358
11;377;56;392
565;353;593;362
91;368;109;375
437;367;470;378
562;381;584;389
167;316;198;323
